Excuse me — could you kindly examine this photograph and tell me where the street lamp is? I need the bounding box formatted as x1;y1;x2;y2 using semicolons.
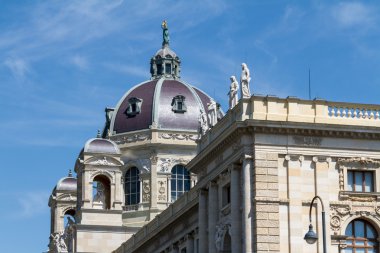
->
304;195;327;253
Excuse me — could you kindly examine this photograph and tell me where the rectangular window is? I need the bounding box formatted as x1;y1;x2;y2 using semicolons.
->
165;63;171;74
222;184;231;206
347;170;374;192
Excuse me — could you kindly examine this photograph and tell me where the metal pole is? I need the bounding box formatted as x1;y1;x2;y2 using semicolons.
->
309;195;327;253
322;210;327;253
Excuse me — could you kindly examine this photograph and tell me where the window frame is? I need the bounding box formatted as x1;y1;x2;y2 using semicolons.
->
347;170;374;193
124;167;141;206
125;97;143;117
171;95;187;113
343;219;378;253
170;164;191;202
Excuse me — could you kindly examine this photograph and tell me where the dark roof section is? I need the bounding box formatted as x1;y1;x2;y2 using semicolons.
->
56;177;77;192
113;80;157;133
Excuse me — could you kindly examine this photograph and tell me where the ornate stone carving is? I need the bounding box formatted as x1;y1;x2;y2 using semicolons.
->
215;217;232;251
158;133;198;141
207;99;217;127
138;159;151;173
199;109;209;136
158;180;166;201
90;157;115;166
49;232;67;252
157;158;190;173
113;133;150;144
330;215;341;230
330;204;351;233
142;181;150;202
338;157;380;166
293;136;322;146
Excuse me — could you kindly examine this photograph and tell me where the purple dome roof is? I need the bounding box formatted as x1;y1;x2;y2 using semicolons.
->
110;78;215;134
56;177;77;192
84;138;120;154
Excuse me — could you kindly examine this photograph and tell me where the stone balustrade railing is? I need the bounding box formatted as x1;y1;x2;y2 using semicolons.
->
198;95;380;152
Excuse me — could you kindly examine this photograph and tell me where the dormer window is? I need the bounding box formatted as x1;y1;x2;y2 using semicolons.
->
125;97;142;117
172;95;187;113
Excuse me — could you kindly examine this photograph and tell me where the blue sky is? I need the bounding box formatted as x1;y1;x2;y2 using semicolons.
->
1;0;380;252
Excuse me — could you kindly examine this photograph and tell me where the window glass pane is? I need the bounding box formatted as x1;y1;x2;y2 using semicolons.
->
365;172;373;192
366;224;377;239
178;179;183;192
355;172;363;192
347;171;354;191
355;240;365;246
367;249;375;253
355;248;365;253
343;248;353;253
354;220;365;237
345;223;353;236
184;179;190;191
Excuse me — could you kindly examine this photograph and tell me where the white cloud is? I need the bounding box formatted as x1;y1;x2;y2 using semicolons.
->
70;55;89;70
3;57;30;79
14;191;49;218
331;2;375;28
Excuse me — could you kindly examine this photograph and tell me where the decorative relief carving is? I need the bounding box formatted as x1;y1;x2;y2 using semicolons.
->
138;159;151;173
89;157;115;166
215;217;231;251
330;215;341;230
293;136;322;146
142;181;150;202
113;133;150;144
338;157;380;166
158;180;166;201
157;158;190;173
330;204;351;233
158;133;198;141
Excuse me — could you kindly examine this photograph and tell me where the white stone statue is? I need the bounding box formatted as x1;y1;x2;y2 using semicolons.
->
215;224;225;251
228;75;239;109
240;63;251;98
207;99;217;127
49;232;67;252
93;182;106;209
199;109;208;135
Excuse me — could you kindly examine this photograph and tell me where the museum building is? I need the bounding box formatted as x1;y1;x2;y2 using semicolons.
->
48;24;380;253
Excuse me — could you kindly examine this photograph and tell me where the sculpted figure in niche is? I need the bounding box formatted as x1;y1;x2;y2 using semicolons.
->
199;109;208;135
93;182;106;209
240;63;251;98
207;99;217;127
228;75;239;109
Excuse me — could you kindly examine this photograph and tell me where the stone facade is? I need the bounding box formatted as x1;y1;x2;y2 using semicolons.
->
112;95;380;253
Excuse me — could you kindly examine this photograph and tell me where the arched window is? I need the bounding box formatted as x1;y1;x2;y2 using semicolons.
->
64;209;75;227
125;167;140;205
92;175;111;209
344;219;378;253
171;165;190;202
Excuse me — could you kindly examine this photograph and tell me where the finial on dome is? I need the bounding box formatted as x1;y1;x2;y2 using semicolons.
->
68;169;73;177
161;20;170;47
97;129;101;138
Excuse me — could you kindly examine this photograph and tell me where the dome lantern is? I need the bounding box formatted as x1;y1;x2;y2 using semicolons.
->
150;21;181;80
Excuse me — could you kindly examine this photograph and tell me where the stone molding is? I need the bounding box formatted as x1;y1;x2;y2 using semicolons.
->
112;133;151;144
158;133;198;141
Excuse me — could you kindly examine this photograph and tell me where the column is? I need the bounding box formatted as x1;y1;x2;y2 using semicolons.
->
208;181;218;253
167;175;171;204
242;154;253;253
198;189;208;253
231;164;242;253
150;156;158;211
186;233;194;253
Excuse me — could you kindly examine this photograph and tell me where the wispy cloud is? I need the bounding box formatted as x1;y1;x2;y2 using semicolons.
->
3;57;31;80
330;2;376;29
70;55;89;70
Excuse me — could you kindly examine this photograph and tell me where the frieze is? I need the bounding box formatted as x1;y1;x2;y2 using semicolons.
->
337;157;380;168
158;133;198;141
89;157;115;166
293;136;322;146
157;158;191;173
112;133;150;144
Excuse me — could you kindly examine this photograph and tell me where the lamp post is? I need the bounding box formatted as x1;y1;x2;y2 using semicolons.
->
304;195;327;253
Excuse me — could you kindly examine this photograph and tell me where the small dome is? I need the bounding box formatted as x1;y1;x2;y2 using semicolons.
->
84;138;120;154
55;171;77;192
154;45;178;59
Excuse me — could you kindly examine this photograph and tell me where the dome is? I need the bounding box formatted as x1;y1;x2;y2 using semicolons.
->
84;138;120;154
55;171;77;192
110;78;216;134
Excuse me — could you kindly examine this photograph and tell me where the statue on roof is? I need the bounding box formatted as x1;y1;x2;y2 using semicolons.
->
228;75;239;109
240;63;251;98
162;20;170;46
